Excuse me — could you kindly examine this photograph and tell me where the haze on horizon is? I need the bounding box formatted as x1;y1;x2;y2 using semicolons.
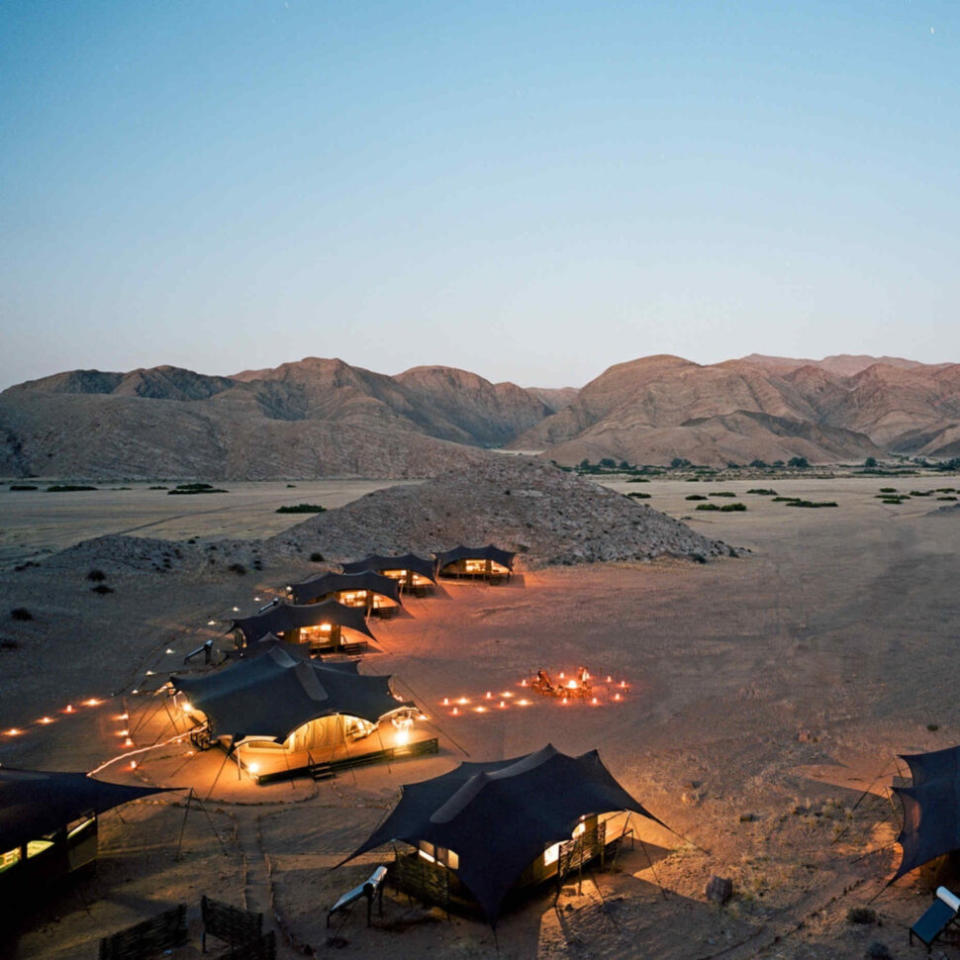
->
2;1;958;392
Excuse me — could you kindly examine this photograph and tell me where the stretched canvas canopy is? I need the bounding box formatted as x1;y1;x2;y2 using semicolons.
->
344;744;664;922
232;600;375;645
289;571;402;606
894;745;960;879
0;769;169;853
340;554;437;584
435;544;515;572
172;645;407;744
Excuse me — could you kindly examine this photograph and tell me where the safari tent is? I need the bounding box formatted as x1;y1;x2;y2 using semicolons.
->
0;769;169;904
342;744;664;923
893;744;960;879
340;554;438;595
435;544;515;582
172;645;420;779
288;571;402;615
231;599;377;654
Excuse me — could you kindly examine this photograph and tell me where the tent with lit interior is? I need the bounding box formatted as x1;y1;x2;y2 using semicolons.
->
231;599;377;654
893;744;960;879
340;743;665;923
0;769;171;902
340;554;438;593
435;544;515;581
172;645;412;767
288;570;402;614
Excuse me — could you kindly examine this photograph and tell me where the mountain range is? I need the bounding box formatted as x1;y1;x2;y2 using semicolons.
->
1;353;958;478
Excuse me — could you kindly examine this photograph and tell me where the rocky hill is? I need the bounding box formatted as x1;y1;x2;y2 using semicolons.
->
269;457;738;566
511;354;960;466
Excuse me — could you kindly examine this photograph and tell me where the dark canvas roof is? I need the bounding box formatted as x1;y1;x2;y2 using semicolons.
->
172;645;407;743
435;544;515;572
0;769;170;852
893;745;960;878
344;744;663;922
289;571;402;606
232;600;376;645
340;554;437;584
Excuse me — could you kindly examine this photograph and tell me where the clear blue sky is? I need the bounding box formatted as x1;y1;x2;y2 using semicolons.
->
1;0;957;390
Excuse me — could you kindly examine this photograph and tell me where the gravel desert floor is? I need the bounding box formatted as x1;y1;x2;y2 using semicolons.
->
2;475;959;959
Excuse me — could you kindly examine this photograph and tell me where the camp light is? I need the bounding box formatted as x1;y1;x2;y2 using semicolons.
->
181;701;193;714
232;606;239;612
207;620;216;626
517;699;530;707
117;713;129;721
38;717;54;725
614;693;622;702
475;706;487;714
84;698;101;707
5;728;21;737
457;697;469;706
165;648;174;655
451;707;459;716
442;698;449;706
64;704;75;713
117;729;129;737
123;738;134;748
248;762;260;775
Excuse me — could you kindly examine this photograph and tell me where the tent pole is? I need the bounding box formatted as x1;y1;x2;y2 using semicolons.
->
204;746;231;802
175;787;193;861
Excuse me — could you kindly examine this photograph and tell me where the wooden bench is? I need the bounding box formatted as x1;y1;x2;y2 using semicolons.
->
201;894;263;952
98;904;187;960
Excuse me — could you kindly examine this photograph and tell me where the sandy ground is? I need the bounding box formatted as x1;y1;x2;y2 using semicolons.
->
2;475;960;958
0;479;419;565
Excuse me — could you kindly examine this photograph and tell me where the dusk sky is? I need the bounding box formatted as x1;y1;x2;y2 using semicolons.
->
2;1;957;391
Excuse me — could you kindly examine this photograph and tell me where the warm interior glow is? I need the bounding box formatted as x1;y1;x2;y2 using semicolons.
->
566;680;578;689
181;701;193;714
394;726;410;746
248;762;260;774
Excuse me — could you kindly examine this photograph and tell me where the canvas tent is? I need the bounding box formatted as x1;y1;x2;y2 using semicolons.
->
0;769;169;900
289;571;402;613
172;645;410;750
893;745;960;879
340;554;437;593
435;545;515;581
232;600;376;653
342;743;664;923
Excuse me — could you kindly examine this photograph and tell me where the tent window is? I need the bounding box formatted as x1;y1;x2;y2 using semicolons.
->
417;842;458;870
27;838;55;858
0;847;21;873
543;842;560;866
418;841;436;862
464;560;486;573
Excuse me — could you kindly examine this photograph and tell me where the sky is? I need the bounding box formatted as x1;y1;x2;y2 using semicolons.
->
1;1;958;391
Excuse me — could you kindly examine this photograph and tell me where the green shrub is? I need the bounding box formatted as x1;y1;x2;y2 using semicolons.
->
169;483;228;495
9;484;38;491
909;490;933;497
772;496;800;502
695;503;720;511
626;477;649;483
719;502;747;512
626;491;651;499
149;485;168;490
879;487;897;492
746;488;777;495
46;484;97;492
787;457;809;468
709;491;737;497
786;500;838;508
276;503;326;514
749;459;768;468
937;496;958;501
685;494;707;501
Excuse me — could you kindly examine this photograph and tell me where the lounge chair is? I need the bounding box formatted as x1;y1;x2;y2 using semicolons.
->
910;886;960;950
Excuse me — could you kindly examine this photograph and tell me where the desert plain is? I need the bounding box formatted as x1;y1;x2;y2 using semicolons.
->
2;472;959;959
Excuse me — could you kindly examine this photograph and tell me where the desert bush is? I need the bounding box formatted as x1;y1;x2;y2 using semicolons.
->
626;477;649;483
749;459;768;468
846;907;876;925
46;484;97;492
670;457;692;469
626;491;650;499
286;483;296;488
86;569;106;582
909;490;933;497
10;607;33;621
309;552;324;562
709;491;737;497
937;496;958;501
91;584;114;594
786;500;838;508
719;502;747;512
276;503;326;514
772;496;800;502
685;494;707;501
696;503;720;511
9;484;38;491
149;485;168;490
169;483;228;495
746;488;777;495
787;457;809;468
879;487;897;492
228;563;247;575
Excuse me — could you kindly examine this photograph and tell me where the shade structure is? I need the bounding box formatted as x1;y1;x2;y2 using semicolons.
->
0;769;170;853
435;544;515;574
232;599;376;645
894;745;960;879
344;744;664;923
340;554;437;585
289;570;402;606
172;645;408;744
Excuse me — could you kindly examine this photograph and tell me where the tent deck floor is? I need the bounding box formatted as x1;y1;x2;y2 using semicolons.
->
254;737;439;785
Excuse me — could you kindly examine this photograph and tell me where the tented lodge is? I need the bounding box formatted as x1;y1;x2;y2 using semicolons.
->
172;644;419;780
342;744;664;923
435;545;515;582
231;599;377;655
288;571;403;615
0;769;169;906
340;554;438;596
